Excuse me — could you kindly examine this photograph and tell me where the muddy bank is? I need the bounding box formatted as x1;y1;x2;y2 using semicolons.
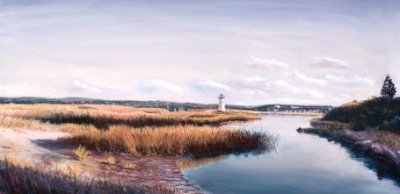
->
297;125;400;178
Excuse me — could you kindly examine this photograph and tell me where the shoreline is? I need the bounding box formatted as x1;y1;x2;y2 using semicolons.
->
297;120;400;178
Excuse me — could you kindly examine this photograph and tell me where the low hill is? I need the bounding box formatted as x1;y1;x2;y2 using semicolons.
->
323;97;400;131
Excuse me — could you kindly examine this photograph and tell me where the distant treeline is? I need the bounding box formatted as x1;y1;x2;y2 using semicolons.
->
0;97;333;113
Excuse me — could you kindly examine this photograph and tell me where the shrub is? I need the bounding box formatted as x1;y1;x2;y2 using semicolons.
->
352;122;366;131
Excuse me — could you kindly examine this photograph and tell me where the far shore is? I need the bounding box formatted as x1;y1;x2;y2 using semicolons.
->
258;111;323;117
200;109;324;117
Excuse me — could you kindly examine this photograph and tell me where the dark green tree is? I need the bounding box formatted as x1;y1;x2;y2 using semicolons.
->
380;75;397;100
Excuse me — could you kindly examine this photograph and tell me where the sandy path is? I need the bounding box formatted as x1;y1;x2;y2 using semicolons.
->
0;127;70;163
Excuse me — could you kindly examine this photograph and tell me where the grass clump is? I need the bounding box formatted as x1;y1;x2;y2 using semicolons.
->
59;125;275;158
73;145;88;161
121;162;135;169
105;155;116;165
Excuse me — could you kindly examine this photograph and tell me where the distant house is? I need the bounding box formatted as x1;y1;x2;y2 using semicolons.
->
291;106;299;109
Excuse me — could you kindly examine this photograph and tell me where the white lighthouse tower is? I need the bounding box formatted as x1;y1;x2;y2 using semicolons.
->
218;94;226;112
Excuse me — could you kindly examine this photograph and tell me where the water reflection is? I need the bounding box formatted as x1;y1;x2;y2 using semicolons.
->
179;147;276;171
310;132;400;186
179;127;278;171
183;115;400;194
178;155;228;171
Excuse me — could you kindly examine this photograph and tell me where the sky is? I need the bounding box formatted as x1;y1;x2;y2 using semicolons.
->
0;0;399;106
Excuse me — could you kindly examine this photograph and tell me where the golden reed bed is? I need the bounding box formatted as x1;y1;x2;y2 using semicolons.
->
0;104;272;157
58;125;273;157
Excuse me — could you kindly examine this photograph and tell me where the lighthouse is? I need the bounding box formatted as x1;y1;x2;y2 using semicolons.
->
218;94;226;112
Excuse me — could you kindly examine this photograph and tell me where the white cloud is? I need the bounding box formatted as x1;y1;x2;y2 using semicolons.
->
245;57;290;69
71;80;101;93
191;80;231;92
325;74;375;86
244;76;266;84
266;80;289;88
137;79;182;93
302;89;325;99
312;57;350;69
292;72;328;86
264;80;325;99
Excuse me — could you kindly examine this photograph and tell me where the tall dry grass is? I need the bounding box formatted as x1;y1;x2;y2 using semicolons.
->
58;125;274;157
0;160;169;194
0;116;48;130
0;104;259;130
0;104;270;158
40;111;258;129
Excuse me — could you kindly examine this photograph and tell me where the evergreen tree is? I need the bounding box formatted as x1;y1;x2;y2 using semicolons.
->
380;75;397;100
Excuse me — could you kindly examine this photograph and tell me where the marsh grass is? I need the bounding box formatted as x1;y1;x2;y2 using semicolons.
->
0;104;258;130
39;111;258;129
59;125;274;157
0;160;168;194
0;116;48;130
0;104;272;159
3;157;34;169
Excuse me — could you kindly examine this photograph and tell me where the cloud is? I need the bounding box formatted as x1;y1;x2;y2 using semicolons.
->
292;72;328;86
71;80;101;93
137;79;182;93
243;76;266;84
265;80;325;99
312;57;350;69
190;80;231;92
0;1;392;106
245;57;290;69
325;74;375;86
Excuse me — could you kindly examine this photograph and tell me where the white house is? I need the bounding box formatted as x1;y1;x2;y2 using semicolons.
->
218;94;226;112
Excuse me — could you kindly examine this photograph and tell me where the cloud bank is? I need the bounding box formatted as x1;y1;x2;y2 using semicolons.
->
0;0;396;106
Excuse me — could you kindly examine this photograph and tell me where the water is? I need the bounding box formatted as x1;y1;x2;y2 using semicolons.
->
183;115;400;194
